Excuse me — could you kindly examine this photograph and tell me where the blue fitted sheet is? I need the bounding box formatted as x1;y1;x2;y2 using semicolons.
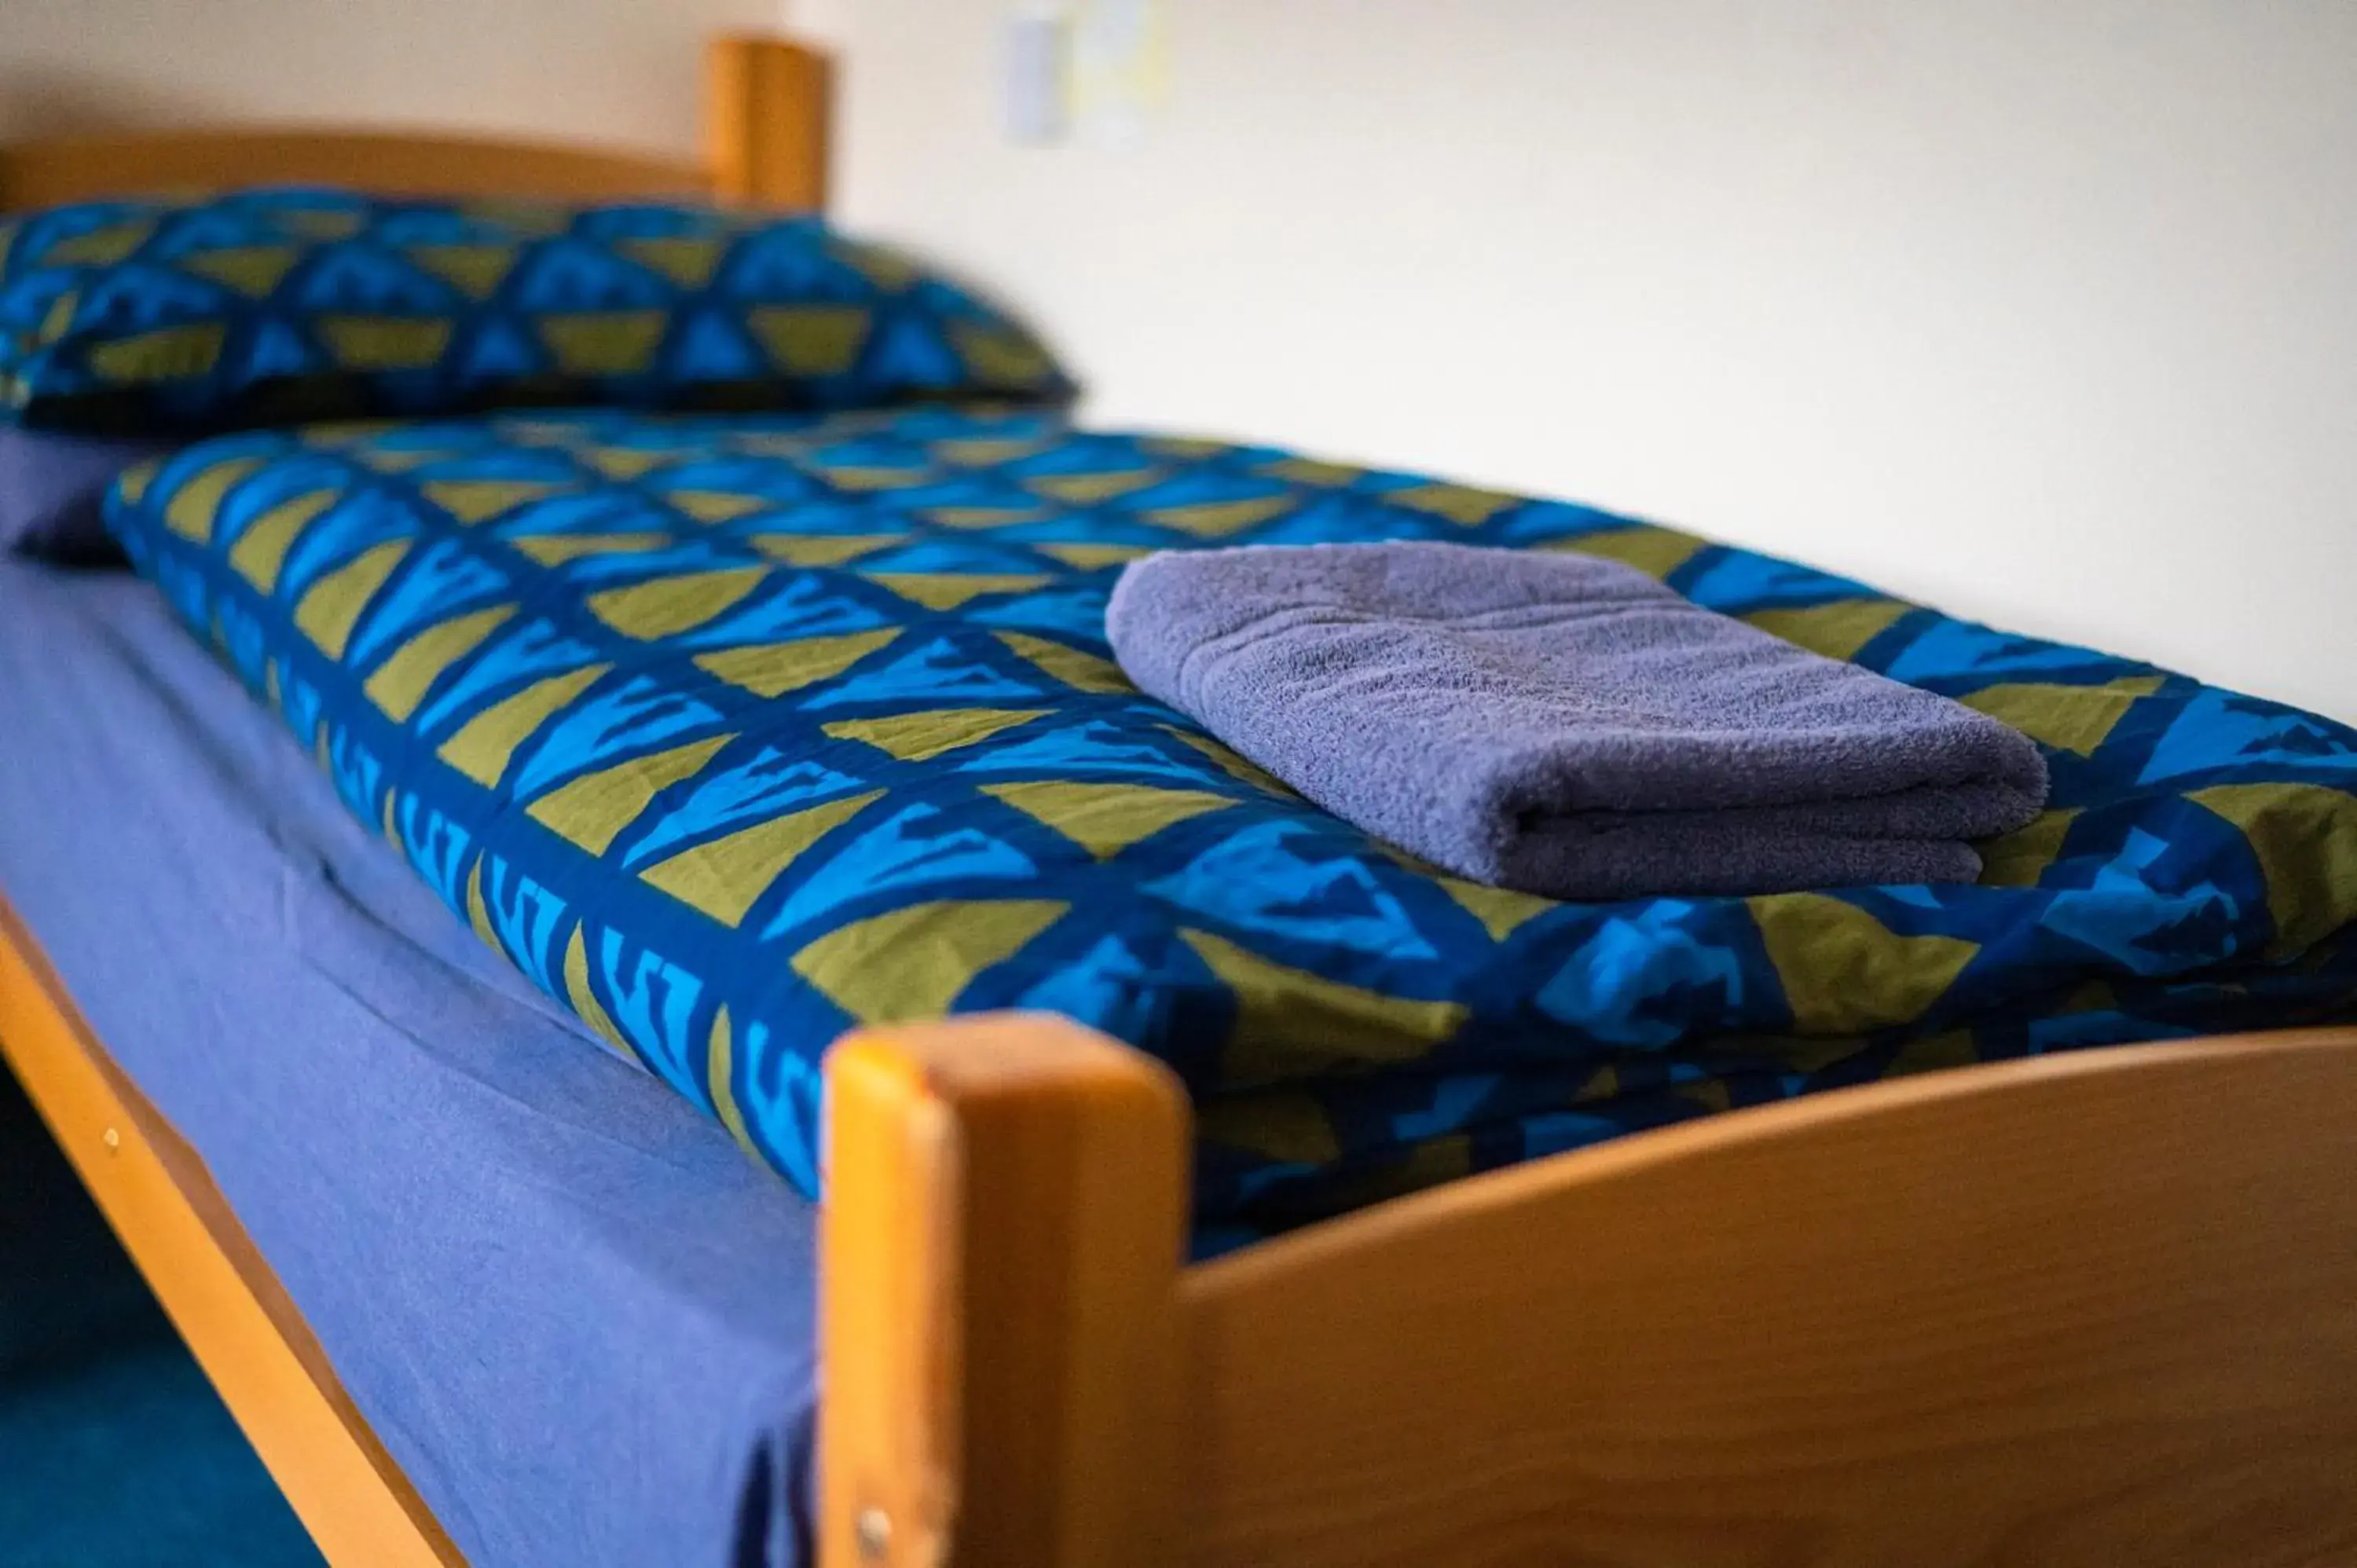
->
0;561;816;1568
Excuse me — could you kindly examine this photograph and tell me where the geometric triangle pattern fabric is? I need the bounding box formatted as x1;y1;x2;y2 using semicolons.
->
0;189;1071;434
106;405;2357;1247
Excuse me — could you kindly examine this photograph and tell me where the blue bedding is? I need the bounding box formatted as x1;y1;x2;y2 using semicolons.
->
101;407;2357;1243
0;562;816;1568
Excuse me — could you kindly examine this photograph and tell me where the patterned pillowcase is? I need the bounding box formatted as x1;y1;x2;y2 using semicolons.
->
0;188;1072;434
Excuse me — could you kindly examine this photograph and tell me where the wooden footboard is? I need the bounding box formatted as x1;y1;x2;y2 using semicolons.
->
823;1018;2357;1568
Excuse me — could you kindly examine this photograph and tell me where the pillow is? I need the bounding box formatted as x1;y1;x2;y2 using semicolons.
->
0;188;1071;434
0;424;170;560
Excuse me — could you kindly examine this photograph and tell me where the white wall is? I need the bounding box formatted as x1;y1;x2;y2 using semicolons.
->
800;1;2357;720
0;0;774;152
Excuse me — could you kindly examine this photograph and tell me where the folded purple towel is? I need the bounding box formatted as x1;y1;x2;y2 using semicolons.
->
1105;541;2049;899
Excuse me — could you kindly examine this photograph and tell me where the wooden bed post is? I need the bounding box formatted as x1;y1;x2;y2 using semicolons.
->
820;1016;1190;1568
707;34;831;211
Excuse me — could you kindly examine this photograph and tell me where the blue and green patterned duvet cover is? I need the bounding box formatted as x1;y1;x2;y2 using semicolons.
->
108;408;2357;1244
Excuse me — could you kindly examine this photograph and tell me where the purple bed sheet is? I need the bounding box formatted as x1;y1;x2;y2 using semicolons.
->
0;560;819;1568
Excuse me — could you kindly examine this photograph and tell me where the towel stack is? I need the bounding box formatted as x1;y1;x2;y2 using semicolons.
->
1107;541;2048;901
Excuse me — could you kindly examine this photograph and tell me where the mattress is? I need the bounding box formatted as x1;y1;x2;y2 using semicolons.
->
104;407;2357;1243
0;561;818;1568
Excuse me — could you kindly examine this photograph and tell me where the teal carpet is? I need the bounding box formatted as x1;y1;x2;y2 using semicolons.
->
1;1064;324;1568
0;1342;326;1568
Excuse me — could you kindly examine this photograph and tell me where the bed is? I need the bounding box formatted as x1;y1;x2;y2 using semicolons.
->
3;32;2355;1568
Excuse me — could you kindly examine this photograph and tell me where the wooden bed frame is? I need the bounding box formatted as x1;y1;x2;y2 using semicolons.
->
5;32;2355;1568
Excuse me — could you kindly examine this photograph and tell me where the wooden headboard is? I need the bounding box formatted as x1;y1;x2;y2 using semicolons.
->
0;34;828;211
